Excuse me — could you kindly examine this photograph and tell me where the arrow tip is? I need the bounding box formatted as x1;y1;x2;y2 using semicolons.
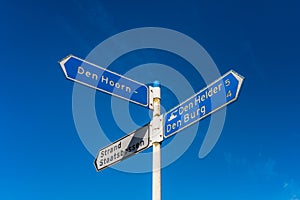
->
59;54;74;78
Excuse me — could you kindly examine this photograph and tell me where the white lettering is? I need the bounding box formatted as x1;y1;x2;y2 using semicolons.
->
86;71;91;77
76;66;136;94
92;73;98;80
166;120;182;133
109;80;115;87
195;95;201;105
78;66;84;74
101;75;108;84
77;67;98;80
184;114;189;123
126;86;131;93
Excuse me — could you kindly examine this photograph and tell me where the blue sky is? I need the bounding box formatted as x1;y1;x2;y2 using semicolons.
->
1;0;300;199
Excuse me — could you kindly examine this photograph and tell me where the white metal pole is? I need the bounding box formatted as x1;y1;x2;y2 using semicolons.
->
153;142;161;200
152;81;161;200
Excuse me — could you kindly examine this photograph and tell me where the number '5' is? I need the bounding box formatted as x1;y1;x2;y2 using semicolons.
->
225;79;230;87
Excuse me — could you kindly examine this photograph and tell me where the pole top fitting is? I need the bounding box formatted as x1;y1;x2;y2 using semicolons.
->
153;80;160;88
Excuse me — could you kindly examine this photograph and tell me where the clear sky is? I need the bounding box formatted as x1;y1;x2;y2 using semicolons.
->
0;0;300;199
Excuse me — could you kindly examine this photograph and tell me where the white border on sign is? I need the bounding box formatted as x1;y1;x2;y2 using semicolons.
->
94;124;150;171
164;70;244;138
60;54;149;107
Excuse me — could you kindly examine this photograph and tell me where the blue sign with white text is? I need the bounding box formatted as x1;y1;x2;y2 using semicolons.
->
164;70;244;138
60;55;148;107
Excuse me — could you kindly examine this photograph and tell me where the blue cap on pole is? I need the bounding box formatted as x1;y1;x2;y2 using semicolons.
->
153;80;160;87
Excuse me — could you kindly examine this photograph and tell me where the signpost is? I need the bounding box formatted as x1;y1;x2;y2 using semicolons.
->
59;55;149;107
94;125;150;171
60;54;244;200
164;70;244;138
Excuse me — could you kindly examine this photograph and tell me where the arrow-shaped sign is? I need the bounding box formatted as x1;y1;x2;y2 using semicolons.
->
94;125;150;171
59;55;149;107
164;70;244;138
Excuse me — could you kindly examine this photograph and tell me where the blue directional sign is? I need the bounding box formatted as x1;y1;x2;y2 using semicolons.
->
59;55;148;107
164;70;244;138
